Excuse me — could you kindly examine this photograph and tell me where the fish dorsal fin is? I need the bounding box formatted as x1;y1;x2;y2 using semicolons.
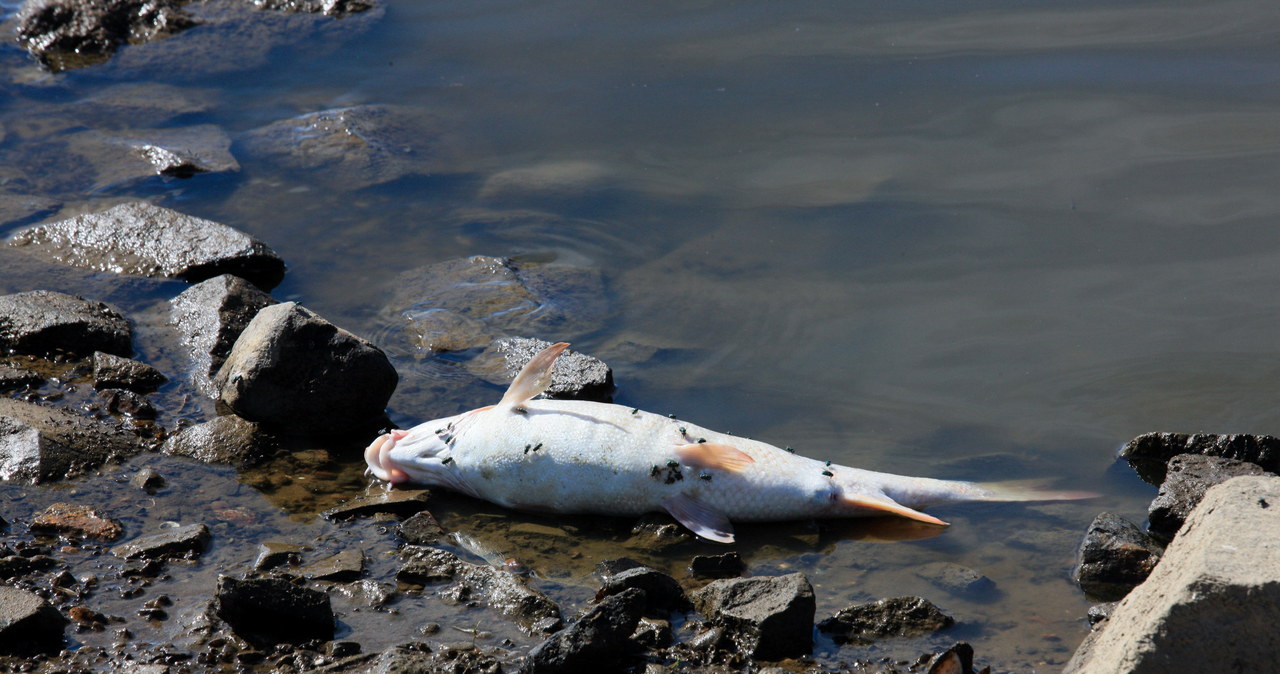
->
842;493;950;527
661;493;735;544
674;443;755;472
498;342;570;411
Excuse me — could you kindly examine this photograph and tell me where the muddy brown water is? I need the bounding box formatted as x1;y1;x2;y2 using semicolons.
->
5;0;1280;670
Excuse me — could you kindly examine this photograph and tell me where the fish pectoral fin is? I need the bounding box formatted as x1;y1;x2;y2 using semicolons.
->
842;493;950;527
674;443;755;472
661;493;736;544
498;342;570;411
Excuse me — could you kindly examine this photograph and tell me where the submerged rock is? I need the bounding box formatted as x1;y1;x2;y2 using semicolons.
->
161;414;277;467
0;586;68;655
688;552;745;578
397;546;562;635
1120;432;1280;484
65;125;240;188
383;255;608;355
253;0;375;16
1064;476;1280;674
1073;512;1164;601
1148;453;1269;540
7;202;285;290
30;502;124;541
241;104;455;190
214;303;397;436
395;510;445;545
169;274;279;397
301;549;363;581
91;351;167;393
0;397;144;483
215;575;334;644
13;0;196;72
818;596;954;644
322;489;431;521
691;572;815;660
914;562;996;599
0;290;132;357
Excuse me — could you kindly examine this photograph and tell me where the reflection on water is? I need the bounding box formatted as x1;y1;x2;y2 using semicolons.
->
6;0;1280;669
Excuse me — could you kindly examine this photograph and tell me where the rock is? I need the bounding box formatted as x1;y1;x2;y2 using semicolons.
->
0;363;43;391
1148;453;1269;540
76;82;215;126
214;303;397;436
241;104;455;190
598;566;690;614
169;274;279;396
302;549;364;581
129;467;165;492
397;546;562;634
30;502;124;540
1087;602;1117;627
688;552;745;578
632;617;672;649
1072;512;1164;601
0;290;132;357
91;351;167;393
691;572;815;660
595;558;647;580
253;0;375;16
1120;432;1280;484
478;160;616;205
65;125;240;189
335;579;392;608
914;562;996;598
215;576;334;644
817;596;954;644
322;489;431;520
98;387;158;419
0;397;144;483
161;415;277;467
521;587;645;674
0;192;60;229
0;586;68;655
253;542;307;571
490;337;614;402
13;0;196;72
395;510;445;545
1063;476;1280;673
8;202;285;290
383;256;607;356
111;523;210;560
924;643;977;674
352;643;501;674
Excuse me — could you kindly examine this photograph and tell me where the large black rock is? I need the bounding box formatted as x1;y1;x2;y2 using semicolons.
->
1148;453;1269;540
0;586;68;655
1073;512;1164;601
169;274;279;397
521;587;645;674
215;576;334;645
214;303;397;436
818;596;954;644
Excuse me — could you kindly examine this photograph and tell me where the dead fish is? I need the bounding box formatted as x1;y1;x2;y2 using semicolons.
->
365;342;1093;543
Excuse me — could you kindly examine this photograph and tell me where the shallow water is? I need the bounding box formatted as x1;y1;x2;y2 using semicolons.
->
5;0;1280;670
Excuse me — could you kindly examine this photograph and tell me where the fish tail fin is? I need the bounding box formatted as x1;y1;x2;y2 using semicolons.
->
974;478;1100;503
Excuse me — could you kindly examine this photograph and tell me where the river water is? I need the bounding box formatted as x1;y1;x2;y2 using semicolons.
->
4;0;1280;671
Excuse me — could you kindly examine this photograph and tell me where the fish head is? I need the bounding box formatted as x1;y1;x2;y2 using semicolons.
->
363;416;465;488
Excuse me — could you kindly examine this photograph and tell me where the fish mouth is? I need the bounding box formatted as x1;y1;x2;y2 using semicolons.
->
364;431;411;484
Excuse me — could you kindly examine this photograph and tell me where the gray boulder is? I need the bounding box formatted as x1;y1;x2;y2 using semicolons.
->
1073;512;1164;601
161;415;277;467
169;274;279;396
397;545;562;635
1148;453;1268;540
91;351;167;393
0;290;132;357
12;0;196;72
0;397;144;483
215;575;334;644
214;303;397;436
521;588;645;674
691;572;815;660
818;596;954;644
0;586;68;655
7;201;285;290
1063;475;1280;674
